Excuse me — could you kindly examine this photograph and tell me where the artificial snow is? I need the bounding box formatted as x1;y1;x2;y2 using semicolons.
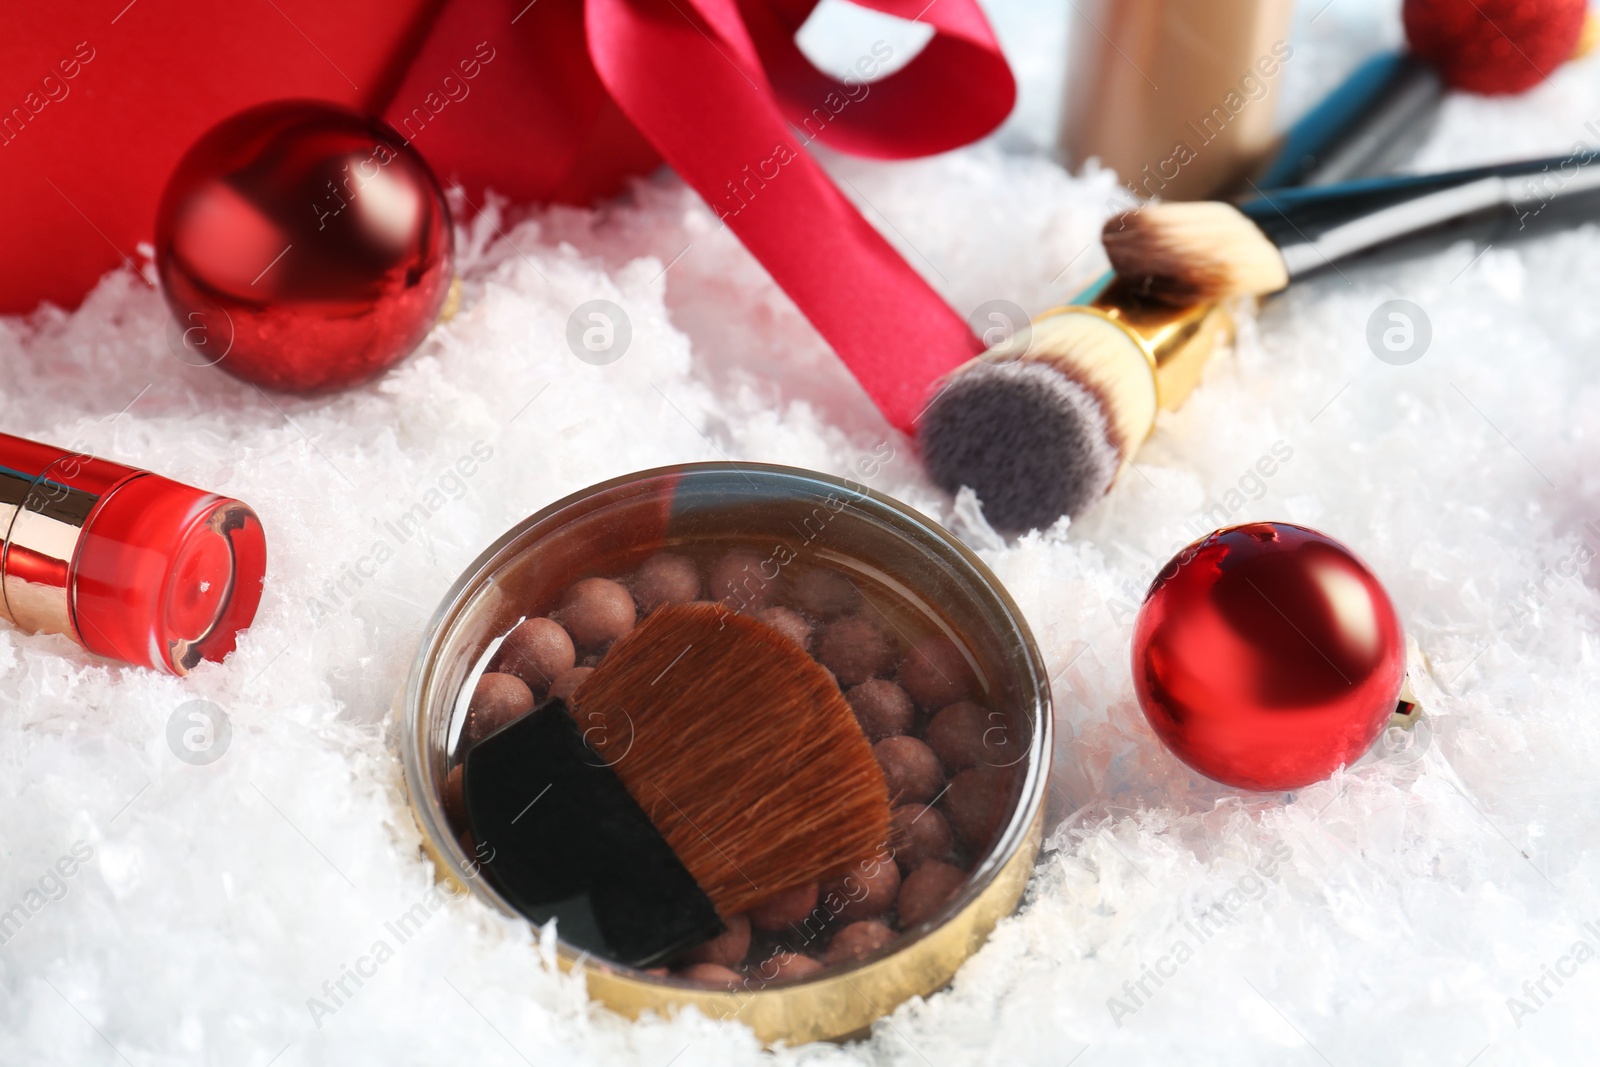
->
3;0;1600;1063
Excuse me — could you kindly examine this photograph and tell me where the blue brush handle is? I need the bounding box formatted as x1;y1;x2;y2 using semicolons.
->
1241;153;1600;279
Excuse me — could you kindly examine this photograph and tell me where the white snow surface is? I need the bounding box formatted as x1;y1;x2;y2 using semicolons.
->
4;1;1600;1063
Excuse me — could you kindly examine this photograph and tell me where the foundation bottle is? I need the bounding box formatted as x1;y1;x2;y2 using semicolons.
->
1061;0;1296;201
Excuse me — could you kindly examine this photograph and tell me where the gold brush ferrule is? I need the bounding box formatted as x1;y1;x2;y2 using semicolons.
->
1051;271;1235;429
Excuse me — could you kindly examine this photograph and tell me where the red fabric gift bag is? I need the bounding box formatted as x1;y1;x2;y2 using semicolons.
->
4;0;1015;431
0;0;436;313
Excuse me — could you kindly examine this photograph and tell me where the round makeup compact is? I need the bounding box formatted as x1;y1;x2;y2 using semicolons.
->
399;463;1051;1043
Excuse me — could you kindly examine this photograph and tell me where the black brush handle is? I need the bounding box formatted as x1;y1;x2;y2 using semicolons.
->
1250;51;1443;190
464;699;724;968
1241;153;1600;279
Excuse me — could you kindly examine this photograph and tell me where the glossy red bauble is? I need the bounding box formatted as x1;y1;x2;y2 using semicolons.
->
156;100;454;393
1131;522;1405;791
1404;0;1587;95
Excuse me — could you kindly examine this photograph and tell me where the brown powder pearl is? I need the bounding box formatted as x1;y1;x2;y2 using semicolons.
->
557;578;636;648
791;568;859;618
495;617;575;695
756;606;812;651
465;672;534;745
677;962;743;989
748;882;820;932
633;553;700;612
889;804;955;872
822;857;901;923
943;766;1013;852
873;736;944;805
817;616;895;687
682;913;751;969
896;861;966;930
443;764;466;828
547;666;594;703
823;921;895;965
759;951;823;983
710;548;779;612
898;635;977;710
845;679;914;742
926;701;1006;772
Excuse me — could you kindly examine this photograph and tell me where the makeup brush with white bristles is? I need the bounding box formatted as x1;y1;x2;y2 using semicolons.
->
1104;153;1600;306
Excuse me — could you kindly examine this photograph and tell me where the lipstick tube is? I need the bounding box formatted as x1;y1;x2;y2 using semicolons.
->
0;433;266;674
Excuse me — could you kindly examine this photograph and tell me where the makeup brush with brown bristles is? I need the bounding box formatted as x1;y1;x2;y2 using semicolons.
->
1104;153;1600;306
463;601;891;967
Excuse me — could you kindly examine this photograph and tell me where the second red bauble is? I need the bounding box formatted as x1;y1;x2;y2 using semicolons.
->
156;100;454;393
1403;0;1588;95
1131;522;1405;791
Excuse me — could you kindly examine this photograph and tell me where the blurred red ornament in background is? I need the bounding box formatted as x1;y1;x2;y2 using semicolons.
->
155;100;454;394
1131;522;1405;792
1403;0;1588;95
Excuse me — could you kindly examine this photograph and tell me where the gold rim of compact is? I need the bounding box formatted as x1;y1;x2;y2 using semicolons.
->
397;463;1054;1044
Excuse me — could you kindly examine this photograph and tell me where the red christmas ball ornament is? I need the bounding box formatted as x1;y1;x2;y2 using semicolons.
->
1403;0;1588;95
156;100;454;393
1131;522;1405;792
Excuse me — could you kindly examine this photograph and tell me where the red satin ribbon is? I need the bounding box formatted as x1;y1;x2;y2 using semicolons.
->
387;0;1014;432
